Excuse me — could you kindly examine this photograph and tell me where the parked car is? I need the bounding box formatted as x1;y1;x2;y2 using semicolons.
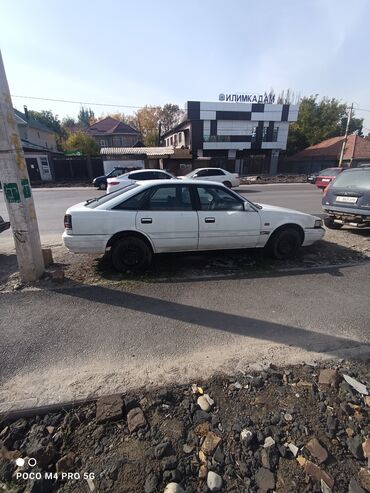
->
322;168;370;229
315;167;344;190
307;173;318;184
182;168;240;188
63;179;324;272
106;169;175;194
92;167;127;190
0;215;10;234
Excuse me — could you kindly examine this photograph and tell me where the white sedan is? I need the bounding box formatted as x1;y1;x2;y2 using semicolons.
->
106;168;174;193
182;168;240;188
63;179;325;272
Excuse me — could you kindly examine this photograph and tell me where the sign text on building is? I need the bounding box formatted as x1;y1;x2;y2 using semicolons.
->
219;93;275;104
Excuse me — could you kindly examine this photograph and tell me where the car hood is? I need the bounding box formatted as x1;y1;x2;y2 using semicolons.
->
255;203;320;226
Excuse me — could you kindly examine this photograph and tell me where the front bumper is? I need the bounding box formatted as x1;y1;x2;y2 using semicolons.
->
302;227;325;246
62;232;109;254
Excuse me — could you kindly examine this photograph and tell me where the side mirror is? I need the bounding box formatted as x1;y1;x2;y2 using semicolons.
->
244;202;252;211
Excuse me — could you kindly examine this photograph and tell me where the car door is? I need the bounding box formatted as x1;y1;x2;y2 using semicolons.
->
195;184;261;249
135;184;198;253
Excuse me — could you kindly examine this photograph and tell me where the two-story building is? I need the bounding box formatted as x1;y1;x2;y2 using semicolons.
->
14;107;59;182
87;117;141;148
161;99;299;175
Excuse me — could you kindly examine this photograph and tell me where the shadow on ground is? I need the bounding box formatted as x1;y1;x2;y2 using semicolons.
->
0;253;17;283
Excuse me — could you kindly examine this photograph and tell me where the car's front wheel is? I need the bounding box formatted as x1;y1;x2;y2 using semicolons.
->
223;181;232;188
267;227;303;259
324;217;343;229
111;236;152;272
98;182;107;190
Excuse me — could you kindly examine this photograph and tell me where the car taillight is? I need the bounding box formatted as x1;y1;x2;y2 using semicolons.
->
109;181;120;185
64;214;72;229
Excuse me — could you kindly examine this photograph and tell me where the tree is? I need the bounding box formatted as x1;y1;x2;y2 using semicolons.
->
287;95;363;155
28;110;67;148
64;131;99;155
78;106;95;127
159;104;185;133
129;106;161;146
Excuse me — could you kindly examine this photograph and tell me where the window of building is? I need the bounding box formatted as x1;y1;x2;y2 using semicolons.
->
170;137;173;145
272;128;279;142
113;136;122;146
178;133;182;143
100;139;106;146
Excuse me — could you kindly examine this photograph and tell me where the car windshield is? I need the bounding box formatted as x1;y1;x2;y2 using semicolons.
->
331;170;370;190
319;168;342;176
85;184;140;208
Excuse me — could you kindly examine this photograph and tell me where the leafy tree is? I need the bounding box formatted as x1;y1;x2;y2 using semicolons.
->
159;104;185;133
129;106;161;146
78;106;95;127
287;96;363;155
28;110;66;138
64;131;99;155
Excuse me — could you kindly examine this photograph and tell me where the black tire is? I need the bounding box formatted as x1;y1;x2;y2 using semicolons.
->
111;237;152;272
267;227;302;259
99;182;107;190
324;217;343;230
223;180;232;188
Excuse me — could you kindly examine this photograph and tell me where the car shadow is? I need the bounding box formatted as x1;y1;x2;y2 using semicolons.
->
0;253;18;285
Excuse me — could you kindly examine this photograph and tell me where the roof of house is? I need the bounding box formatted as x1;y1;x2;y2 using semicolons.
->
14;109;55;134
161;120;190;138
101;146;175;156
289;134;370;161
21;139;62;154
87;117;140;136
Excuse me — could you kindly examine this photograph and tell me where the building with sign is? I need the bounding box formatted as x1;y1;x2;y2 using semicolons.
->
161;100;299;175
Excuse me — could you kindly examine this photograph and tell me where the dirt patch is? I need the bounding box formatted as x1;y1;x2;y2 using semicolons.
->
1;362;369;492
241;174;309;185
1;227;369;291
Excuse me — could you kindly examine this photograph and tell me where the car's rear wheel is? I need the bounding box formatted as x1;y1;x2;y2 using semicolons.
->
267;227;302;259
324;217;343;229
223;180;232;188
111;237;152;272
99;182;107;190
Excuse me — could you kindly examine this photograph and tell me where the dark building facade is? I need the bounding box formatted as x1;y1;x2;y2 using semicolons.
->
161;100;299;175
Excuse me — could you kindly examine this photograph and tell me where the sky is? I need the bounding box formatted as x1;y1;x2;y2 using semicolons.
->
1;0;370;131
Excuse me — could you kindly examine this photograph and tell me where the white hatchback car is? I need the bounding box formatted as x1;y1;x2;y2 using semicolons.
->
106;168;174;194
183;168;240;188
63;179;325;272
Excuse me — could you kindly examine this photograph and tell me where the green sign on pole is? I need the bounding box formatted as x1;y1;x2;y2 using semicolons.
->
21;178;32;198
3;183;20;203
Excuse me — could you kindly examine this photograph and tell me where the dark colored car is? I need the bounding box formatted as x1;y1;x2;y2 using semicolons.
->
315;167;345;190
307;173;318;184
322;168;370;229
0;215;10;234
93;167;127;190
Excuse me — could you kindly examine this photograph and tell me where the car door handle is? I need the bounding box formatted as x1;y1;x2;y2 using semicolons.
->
141;218;152;224
205;217;215;223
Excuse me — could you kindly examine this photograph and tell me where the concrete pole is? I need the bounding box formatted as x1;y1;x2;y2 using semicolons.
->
0;51;44;281
338;103;353;168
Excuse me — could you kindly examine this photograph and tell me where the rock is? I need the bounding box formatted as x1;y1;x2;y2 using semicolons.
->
183;444;194;454
284;413;293;422
264;436;275;448
349;478;366;493
321;478;332;493
96;394;123;424
363;438;370;458
155;441;174;459
194;421;211;437
255;467;275;491
144;472;158;493
343;375;368;395
261;446;279;470
197;394;214;412
347;435;365;460
319;369;339;387
26;441;56;468
213;446;225;465
304;461;334;489
365;396;370;407
51;269;64;283
306;438;328;464
86;478;96;492
207;471;222;492
46;426;54;435
28;478;54;493
198;464;208;479
359;468;370;491
201;431;222;455
162;456;178;471
240;429;254;444
287;443;299;457
193;410;211;426
56;452;75;472
127;407;147;433
163;483;185;493
42;248;53;267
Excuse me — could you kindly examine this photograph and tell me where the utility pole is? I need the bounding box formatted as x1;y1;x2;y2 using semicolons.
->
338;102;353;168
0;51;44;281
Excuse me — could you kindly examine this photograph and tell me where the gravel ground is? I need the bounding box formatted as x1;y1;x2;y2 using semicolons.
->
0;227;369;292
1;362;370;493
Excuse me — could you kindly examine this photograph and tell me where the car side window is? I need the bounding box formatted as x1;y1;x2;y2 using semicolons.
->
194;169;209;177
113;190;148;210
111;169;123;177
196;185;243;211
144;185;192;211
129;171;152;180
212;169;225;176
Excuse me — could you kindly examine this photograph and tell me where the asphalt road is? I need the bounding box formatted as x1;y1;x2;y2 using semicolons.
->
1;263;369;411
0;183;324;248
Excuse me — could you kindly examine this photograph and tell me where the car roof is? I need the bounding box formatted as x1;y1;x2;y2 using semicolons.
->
342;167;370;172
129;168;169;174
134;178;225;186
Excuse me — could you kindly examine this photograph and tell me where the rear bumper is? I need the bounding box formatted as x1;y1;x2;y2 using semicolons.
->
302;227;325;246
62;232;109;253
323;205;370;224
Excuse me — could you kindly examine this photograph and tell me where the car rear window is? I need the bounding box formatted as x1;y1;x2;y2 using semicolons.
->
331;170;370;190
319;168;342;176
85;184;140;208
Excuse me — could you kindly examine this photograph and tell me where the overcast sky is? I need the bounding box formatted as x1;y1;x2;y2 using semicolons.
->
1;0;369;130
